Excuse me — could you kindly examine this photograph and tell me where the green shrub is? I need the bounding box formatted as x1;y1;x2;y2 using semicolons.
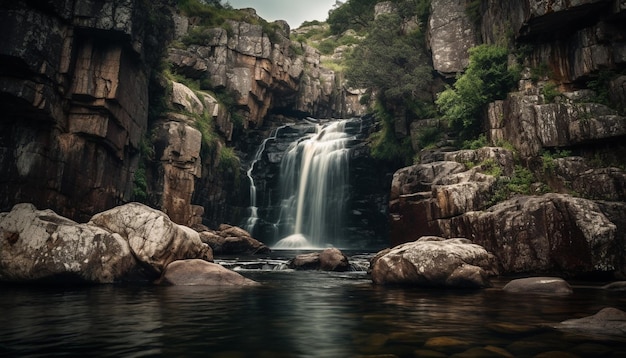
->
436;44;518;139
369;103;413;165
541;82;560;103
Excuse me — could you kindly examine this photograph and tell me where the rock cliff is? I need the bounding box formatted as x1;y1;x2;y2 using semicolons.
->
0;0;171;222
391;0;626;277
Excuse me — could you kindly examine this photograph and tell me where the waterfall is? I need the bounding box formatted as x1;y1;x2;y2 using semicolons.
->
273;119;357;249
243;126;285;234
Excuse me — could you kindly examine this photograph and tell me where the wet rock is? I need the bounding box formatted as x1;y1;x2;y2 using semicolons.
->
156;259;259;286
602;281;626;291
89;202;211;275
423;336;472;354
370;237;498;288
0;203;211;283
503;277;573;295
199;224;270;255
287;248;350;272
555;307;626;337
0;203;135;284
452;346;512;357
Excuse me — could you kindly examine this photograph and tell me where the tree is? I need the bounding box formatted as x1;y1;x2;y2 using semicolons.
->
436;44;518;139
345;13;432;107
327;0;378;34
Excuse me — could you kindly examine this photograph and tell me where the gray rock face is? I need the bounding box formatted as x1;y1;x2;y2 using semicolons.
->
449;194;621;274
427;0;477;74
489;92;626;158
503;277;573;295
0;0;167;222
156;259;259;286
0;203;211;284
370;237;498;288
481;0;626;82
555;307;626;336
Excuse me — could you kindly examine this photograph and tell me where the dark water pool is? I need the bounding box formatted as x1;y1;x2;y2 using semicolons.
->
1;253;625;357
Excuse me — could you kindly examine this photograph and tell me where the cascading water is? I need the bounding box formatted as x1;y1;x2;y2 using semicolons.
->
242;116;388;250
243;126;286;233
273;119;358;249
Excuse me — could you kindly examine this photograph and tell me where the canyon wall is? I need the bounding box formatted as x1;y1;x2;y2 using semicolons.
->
0;0;168;222
0;2;366;227
392;0;626;276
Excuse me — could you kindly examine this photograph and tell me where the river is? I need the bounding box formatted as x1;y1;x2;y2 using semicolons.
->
1;252;625;357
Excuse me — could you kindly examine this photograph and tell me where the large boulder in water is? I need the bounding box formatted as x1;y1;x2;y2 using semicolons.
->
288;248;350;272
370;237;498;288
555;307;626;337
89;203;212;275
156;259;260;286
0;203;135;283
199;224;270;255
0;202;212;284
503;277;573;295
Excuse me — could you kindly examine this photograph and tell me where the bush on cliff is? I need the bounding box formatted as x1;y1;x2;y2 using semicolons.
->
436;44;519;140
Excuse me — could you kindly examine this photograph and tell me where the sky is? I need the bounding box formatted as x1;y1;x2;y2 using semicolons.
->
226;0;338;28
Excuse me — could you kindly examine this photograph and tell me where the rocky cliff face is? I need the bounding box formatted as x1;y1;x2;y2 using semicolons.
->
0;2;366;228
0;0;170;222
390;0;626;277
168;11;367;129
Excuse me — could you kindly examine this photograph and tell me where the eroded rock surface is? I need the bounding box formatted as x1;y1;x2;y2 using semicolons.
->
370;237;498;288
287;248;350;272
0;203;211;284
199;224;270;255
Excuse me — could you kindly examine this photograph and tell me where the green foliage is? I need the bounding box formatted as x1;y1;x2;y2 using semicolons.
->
218;146;241;180
177;0;282;45
489;165;537;206
463;134;489;150
465;0;482;26
588;70;615;106
530;62;552;83
327;0;378;35
541;82;560;103
436;44;518;139
132;165;148;202
195;111;219;157
369;103;413;165
541;149;571;173
346;13;432;106
416;126;442;149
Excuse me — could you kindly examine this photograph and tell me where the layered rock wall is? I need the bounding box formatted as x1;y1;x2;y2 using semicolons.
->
0;0;165;221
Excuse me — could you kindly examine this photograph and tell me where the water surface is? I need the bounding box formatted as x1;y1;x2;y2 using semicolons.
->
1;253;625;357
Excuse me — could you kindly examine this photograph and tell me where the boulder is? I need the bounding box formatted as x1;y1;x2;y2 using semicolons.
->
88;202;212;275
0;203;135;284
503;277;573;295
287;248;350;272
199;224;270;255
602;281;626;291
448;194;621;275
370;237;498;288
555;307;626;336
156;259;259;286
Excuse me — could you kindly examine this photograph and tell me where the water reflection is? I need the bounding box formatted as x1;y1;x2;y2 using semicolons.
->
1;272;626;357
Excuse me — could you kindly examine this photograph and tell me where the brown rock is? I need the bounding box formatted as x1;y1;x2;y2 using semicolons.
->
157;259;259;286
